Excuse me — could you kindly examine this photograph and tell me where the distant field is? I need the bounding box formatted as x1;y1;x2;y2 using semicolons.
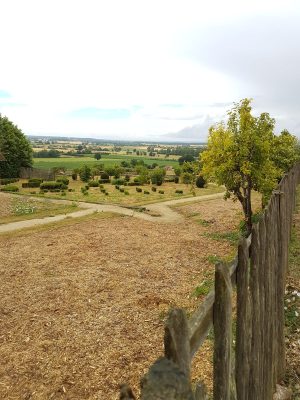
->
33;155;179;170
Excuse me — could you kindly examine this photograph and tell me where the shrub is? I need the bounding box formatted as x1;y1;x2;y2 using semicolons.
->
174;176;179;183
56;176;69;185
71;173;77;181
100;172;110;180
124;174;130;182
119;188;125;193
40;181;63;190
144;190;150;194
100;188;106;193
136;187;142;192
98;179;110;184
88;180;99;187
128;182;141;186
112;178;125;185
151;187;157;192
133;177;141;183
81;187;87;194
85;185;89;190
79;165;92;182
1;185;19;192
158;190;164;194
175;189;183;194
0;178;19;185
105;192;109;195
196;175;206;188
61;191;66;196
24;181;41;188
99;184;104;188
124;191;129;195
115;185;120;190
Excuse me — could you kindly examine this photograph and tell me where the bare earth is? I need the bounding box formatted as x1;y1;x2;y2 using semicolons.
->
0;196;243;399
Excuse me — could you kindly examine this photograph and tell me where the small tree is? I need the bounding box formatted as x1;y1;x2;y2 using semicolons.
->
201;98;280;235
94;153;102;160
150;168;166;186
79;165;92;182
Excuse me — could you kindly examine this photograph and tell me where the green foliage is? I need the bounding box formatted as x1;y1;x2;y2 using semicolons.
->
79;165;92;182
174;176;179;183
112;178;125;185
271;129;300;174
203;231;240;244
158;190;164;194
71;172;78;181
144;190;150;194
40;181;63;190
175;189;183;194
56;176;69;185
0;114;33;178
94;152;102;160
195;175;206;188
34;149;60;158
151;186;157;192
150;168;166;186
100;171;110;180
178;154;195;165
88;180;99;187
0;178;19;185
201;98;280;234
192;279;213;298
0;184;19;192
136;187;142;193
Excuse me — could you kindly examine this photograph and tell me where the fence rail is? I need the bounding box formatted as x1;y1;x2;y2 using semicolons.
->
121;163;300;400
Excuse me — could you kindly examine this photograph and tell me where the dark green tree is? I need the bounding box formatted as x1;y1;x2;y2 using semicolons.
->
79;165;92;182
0;114;33;178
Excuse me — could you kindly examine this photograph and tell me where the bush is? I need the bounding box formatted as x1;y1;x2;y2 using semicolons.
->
88;180;99;187
112;178;125;185
85;185;89;190
144;190;150;194
28;178;43;184
100;188;106;193
22;181;41;188
151;187;157;192
56;176;69;185
124;191;129;195
1;185;19;192
119;188;125;193
105;192;109;196
40;181;63;190
81;187;87;194
115;185;120;190
98;179;110;184
175;189;183;194
99;184;104;189
124;174;130;182
195;175;206;188
71;173;77;181
100;172;110;180
0;178;19;185
61;191;66;196
79;165;92;182
158;190;164;194
136;187;142;192
128;182;141;186
174;176;179;183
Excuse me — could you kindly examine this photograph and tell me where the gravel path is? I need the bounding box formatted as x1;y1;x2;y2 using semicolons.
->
0;192;225;233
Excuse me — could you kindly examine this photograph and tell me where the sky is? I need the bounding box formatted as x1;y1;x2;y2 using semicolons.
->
0;0;300;142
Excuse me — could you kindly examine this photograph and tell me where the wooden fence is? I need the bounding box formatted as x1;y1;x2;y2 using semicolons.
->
120;163;300;400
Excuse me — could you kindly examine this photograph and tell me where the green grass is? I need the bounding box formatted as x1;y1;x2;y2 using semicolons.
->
203;231;240;244
33;155;179;170
0;198;79;224
13;180;224;207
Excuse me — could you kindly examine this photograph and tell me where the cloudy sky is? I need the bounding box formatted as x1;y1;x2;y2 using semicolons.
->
0;0;300;142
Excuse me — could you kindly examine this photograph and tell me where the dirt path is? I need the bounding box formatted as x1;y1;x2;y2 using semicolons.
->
0;192;225;233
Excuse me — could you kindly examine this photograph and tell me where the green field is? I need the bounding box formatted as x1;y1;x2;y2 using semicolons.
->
33;155;179;170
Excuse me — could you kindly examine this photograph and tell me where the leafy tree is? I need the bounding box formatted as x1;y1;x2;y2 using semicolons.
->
150;168;166;186
79;165;92;182
0;114;33;178
201;98;280;235
271;129;300;175
94;152;102;160
178;154;195;165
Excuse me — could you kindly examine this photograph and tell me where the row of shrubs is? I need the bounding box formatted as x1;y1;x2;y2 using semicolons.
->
0;178;19;185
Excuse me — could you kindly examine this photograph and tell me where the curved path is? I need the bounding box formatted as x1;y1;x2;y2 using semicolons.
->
0;192;225;233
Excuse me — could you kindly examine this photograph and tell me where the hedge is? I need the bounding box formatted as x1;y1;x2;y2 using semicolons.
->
40;181;63;190
1;185;19;192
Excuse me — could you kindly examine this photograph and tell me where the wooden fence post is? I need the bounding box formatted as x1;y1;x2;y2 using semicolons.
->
236;238;250;400
213;263;232;400
164;308;191;378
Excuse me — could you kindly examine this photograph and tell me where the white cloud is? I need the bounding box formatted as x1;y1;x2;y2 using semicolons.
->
0;0;299;140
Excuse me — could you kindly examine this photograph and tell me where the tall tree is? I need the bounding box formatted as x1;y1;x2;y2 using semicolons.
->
0;114;32;178
201;99;279;235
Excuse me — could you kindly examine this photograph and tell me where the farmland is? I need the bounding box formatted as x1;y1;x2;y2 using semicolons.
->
33;155;179;170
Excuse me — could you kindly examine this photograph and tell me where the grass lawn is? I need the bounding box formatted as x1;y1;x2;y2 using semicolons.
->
0;194;80;224
33;155;179;170
12;179;224;206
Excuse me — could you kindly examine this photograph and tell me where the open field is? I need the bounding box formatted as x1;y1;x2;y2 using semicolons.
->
0;195;245;399
33;155;179;170
12;180;225;206
0;193;80;224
